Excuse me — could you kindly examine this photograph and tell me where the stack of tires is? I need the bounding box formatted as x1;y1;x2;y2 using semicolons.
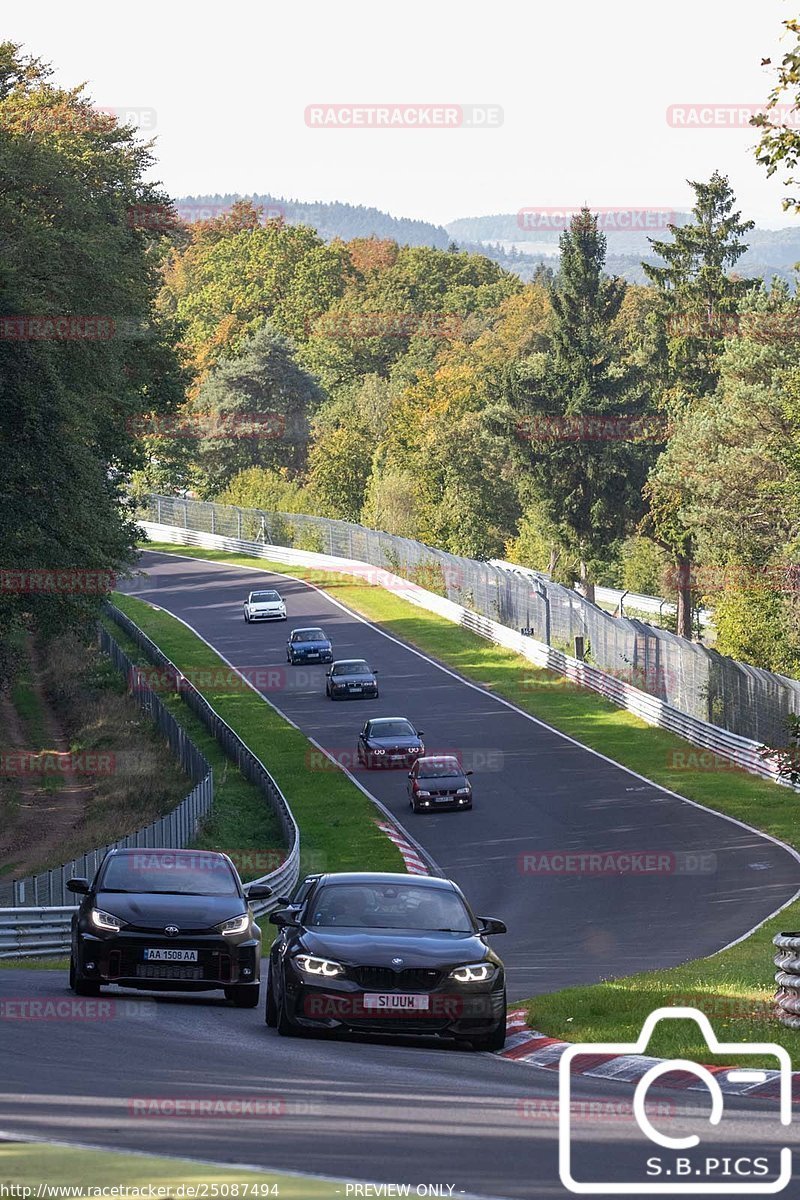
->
773;931;800;1029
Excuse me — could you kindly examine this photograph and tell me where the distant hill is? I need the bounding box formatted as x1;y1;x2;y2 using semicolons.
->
173;194;800;286
174;193;450;248
446;214;800;286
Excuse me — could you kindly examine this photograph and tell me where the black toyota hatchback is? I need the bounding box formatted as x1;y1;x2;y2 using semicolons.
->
67;848;272;1007
265;871;507;1050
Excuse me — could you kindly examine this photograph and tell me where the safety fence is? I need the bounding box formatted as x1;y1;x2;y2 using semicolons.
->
137;514;799;795
0;606;300;949
0;626;213;910
139;494;800;747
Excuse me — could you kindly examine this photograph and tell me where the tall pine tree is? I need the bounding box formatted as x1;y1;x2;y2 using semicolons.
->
505;209;658;602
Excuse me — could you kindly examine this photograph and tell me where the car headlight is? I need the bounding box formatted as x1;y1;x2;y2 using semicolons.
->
416;789;431;797
372;747;385;755
449;962;496;983
90;908;126;933
216;913;250;936
456;787;471;795
293;954;345;978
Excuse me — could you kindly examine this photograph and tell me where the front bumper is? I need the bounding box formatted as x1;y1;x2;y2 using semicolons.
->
76;930;260;990
414;792;472;810
292;650;333;663
330;684;378;699
283;968;504;1036
247;610;286;621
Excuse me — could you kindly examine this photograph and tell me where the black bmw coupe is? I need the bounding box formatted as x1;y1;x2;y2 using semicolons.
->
265;871;507;1050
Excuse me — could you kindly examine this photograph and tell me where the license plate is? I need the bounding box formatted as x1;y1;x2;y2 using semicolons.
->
308;652;319;659
363;993;429;1010
143;948;199;962
350;685;362;691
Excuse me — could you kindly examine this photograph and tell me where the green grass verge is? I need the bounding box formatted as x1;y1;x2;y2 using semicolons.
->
0;1141;351;1197
100;614;284;881
139;541;800;1066
0;956;69;970
109;592;404;882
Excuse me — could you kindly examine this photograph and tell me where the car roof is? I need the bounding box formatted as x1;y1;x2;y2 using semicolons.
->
106;847;230;860
250;588;279;594
417;755;461;767
368;716;412;725
333;658;369;666
292;627;325;634
315;871;454;890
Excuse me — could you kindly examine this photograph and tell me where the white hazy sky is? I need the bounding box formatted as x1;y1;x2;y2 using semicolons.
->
8;0;800;230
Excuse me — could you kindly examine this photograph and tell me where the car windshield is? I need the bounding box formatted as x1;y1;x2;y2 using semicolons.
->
308;883;474;931
333;662;370;676
293;630;325;642
418;758;462;778
99;854;240;896
251;591;280;602
369;720;415;738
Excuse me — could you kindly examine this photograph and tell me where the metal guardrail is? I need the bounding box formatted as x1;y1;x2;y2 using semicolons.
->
140;493;800;746
774;932;800;1029
103;602;300;910
0;629;214;910
0;608;300;955
0;907;74;959
138;517;800;795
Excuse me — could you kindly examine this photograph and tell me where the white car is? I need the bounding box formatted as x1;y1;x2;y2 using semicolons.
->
243;589;287;622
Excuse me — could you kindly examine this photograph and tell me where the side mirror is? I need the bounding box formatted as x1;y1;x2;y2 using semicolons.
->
244;883;272;901
275;895;292;906
478;916;507;935
416;731;424;737
67;878;90;895
325;670;332;677
465;770;474;777
373;668;379;674
269;908;299;928
407;771;413;778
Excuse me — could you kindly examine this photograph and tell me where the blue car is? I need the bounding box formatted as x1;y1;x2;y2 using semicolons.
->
287;627;333;665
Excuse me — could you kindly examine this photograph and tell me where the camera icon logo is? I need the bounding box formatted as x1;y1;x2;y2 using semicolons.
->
558;1007;792;1194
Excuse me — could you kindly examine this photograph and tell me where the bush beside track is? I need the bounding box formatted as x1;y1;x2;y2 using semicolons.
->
139;542;800;1066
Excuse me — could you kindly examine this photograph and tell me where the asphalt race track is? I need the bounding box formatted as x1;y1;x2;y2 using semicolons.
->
122;550;799;997
2;547;798;1199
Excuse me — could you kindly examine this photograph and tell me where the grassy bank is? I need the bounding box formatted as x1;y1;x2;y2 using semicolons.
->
110;593;404;880
140;541;800;1066
0;1141;346;1198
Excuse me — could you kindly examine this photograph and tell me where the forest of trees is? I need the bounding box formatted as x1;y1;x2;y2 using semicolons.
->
4;15;800;682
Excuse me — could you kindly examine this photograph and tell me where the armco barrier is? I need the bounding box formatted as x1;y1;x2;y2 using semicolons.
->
140;493;800;746
1;626;215;910
0;609;300;953
139;519;799;793
102;602;300;911
0;908;73;959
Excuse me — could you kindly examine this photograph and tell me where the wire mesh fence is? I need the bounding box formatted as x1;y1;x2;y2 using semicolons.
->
140;493;800;746
0;626;214;908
